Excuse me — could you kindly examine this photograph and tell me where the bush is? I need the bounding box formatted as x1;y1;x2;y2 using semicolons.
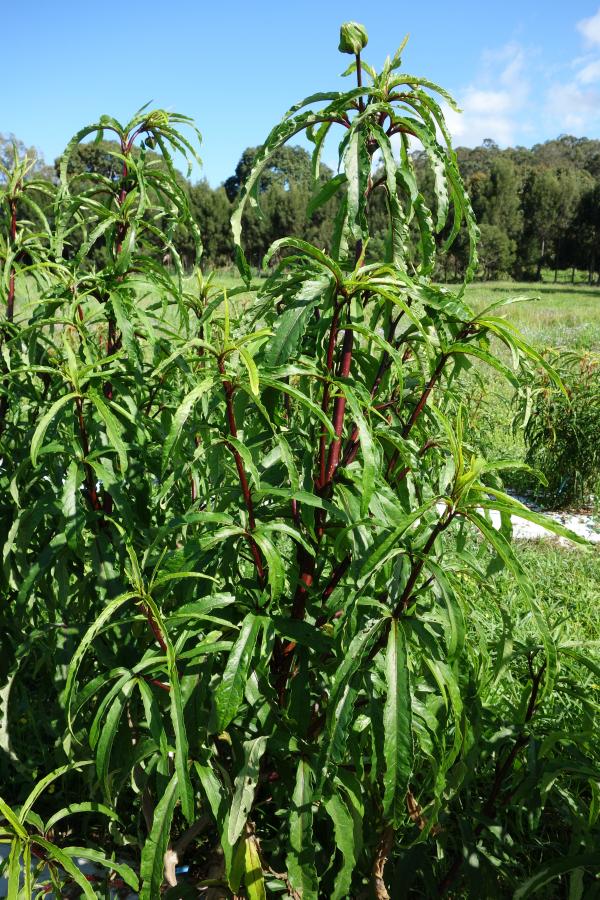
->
521;350;600;506
1;25;599;900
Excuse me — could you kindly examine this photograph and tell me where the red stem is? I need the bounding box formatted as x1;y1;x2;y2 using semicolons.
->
6;199;17;323
402;353;448;439
318;304;340;488
343;313;401;468
140;601;169;654
218;359;265;584
324;326;354;484
75;396;102;512
392;513;453;617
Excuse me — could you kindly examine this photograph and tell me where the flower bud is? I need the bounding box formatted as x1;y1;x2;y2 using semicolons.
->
339;21;368;55
146;110;170;130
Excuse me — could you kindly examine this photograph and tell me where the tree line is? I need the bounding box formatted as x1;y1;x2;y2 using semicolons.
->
2;130;600;282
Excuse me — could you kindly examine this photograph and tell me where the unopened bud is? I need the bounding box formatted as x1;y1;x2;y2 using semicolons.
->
146;110;170;130
339;21;368;55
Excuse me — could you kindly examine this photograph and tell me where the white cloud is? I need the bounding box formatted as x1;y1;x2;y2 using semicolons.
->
577;7;600;46
444;43;530;148
577;59;600;83
546;82;600;131
542;8;600;134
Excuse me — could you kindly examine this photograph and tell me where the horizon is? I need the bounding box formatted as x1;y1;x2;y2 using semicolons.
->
4;1;600;187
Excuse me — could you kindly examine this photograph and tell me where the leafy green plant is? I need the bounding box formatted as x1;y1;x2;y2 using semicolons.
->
519;349;600;507
1;24;599;900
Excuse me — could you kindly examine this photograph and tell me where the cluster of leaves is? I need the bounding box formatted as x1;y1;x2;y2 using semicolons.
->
1;24;599;899
518;349;600;507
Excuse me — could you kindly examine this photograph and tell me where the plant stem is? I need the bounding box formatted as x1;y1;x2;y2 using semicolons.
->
356;53;365;113
437;664;545;896
393;512;454;617
343;312;401;467
318;303;341;488
6;199;17;324
402;353;448;439
218;358;265;585
324;325;354;484
75;396;102;512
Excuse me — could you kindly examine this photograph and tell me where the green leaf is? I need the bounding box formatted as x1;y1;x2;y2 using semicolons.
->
139;773;179;900
161;377;213;474
142;594;194;824
65;593;139;729
30;392;78;466
44;802;121;833
33;837;97;900
0;797;28;838
87;390;128;472
194;759;238;884
244;830;267;900
264;281;326;367
382;619;413;825
213;613;262;731
19;762;93;824
239;345;260;395
324;790;358;900
228;736;268;846
357;500;437;586
344;128;369;242
6;835;21;900
264;237;344;285
475;495;588;546
61;847;139;891
95;679;136;798
287;758;318;900
514;853;600;899
251;530;285;599
464;510;532;599
341;383;376;516
307;173;347;217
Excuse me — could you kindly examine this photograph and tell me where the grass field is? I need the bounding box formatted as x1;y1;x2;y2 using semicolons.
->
464;280;600;350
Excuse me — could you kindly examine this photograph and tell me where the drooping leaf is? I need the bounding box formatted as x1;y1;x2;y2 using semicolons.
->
213;614;262;731
382;619;413;825
287;757;318;900
228;736;268;846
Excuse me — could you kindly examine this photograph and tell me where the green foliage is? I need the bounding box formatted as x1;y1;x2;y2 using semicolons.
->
1;29;599;900
519;350;600;506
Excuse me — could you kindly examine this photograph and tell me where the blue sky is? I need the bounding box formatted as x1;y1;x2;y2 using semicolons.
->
4;1;600;185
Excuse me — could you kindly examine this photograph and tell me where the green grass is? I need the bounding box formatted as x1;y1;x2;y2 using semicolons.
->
502;541;600;639
463;281;600;351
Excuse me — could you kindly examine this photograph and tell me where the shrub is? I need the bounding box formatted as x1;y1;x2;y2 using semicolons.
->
520;350;600;506
1;25;598;900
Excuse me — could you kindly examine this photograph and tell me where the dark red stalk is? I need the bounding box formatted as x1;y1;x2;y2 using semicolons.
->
218;359;265;584
356;53;365;113
318;304;341;488
402;353;448;439
385;354;448;479
322;553;351;601
324;326;354;484
75;396;102;512
342;313;401;468
6;200;17;323
314;554;352;627
140;601;169;654
393;512;454;618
